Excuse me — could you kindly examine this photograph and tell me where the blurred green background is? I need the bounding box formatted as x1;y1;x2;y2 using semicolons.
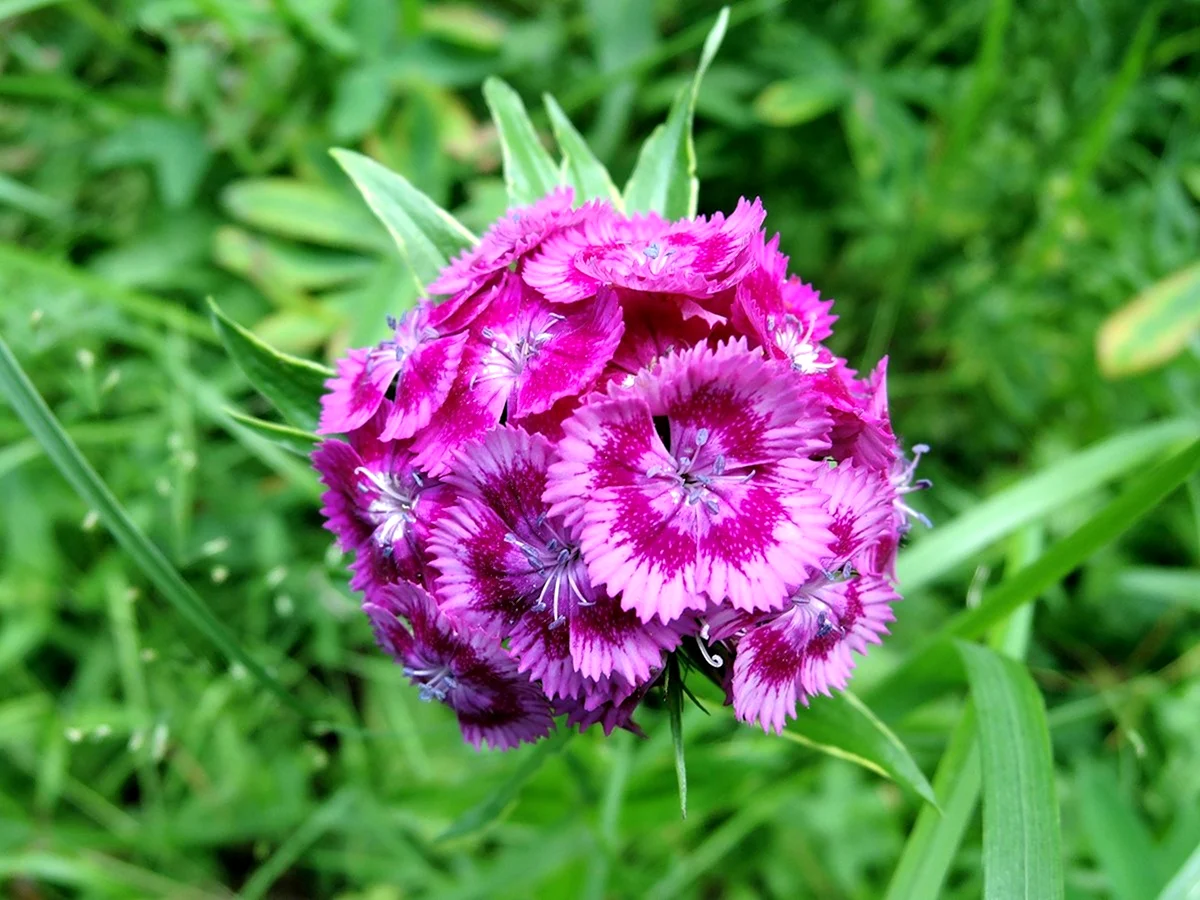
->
2;0;1200;897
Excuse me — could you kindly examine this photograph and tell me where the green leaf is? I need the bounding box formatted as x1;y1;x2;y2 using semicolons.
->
884;705;981;900
623;6;729;218
1157;840;1200;900
957;642;1064;900
221;178;391;253
483;77;562;206
331;149;477;291
0;335;304;716
666;654;688;819
1076;758;1166;900
438;729;573;841
543;94;622;206
226;410;319;457
1115;566;1200;611
754;75;848;126
899;419;1200;593
781;691;937;806
942;439;1200;640
207;298;332;433
1097;261;1200;376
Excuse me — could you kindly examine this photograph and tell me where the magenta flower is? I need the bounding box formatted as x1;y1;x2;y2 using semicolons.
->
524;197;766;303
318;303;468;440
431;427;678;699
314;182;923;749
410;274;623;475
546;339;835;624
312;403;451;592
429;187;576;297
364;582;555;749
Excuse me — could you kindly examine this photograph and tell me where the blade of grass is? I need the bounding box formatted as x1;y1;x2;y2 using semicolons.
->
898;419;1199;593
543;93;622;206
1157;840;1200;900
240;789;356;900
438;727;574;840
958;642;1064;900
0;334;305;716
1076;758;1166;900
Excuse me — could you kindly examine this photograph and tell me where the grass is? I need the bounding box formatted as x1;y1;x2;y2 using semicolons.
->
2;0;1199;897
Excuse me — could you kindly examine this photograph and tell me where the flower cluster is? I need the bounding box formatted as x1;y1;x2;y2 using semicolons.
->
313;187;928;748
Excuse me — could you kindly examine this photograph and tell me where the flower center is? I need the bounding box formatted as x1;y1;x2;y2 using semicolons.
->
645;426;754;517
355;466;429;556
367;312;438;373
504;514;592;628
404;663;457;702
475;312;565;385
767;313;834;374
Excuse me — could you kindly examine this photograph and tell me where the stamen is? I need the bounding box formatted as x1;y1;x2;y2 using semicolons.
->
695;427;709;446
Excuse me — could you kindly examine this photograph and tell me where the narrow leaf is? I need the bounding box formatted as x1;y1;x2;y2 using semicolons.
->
666;654;688;819
957;642;1064;900
331;149;477;290
226;410;319;457
438;728;573;840
207;299;332;432
782;691;937;806
1098;261;1200;376
899;419;1199;593
482;77;561;205
623;6;729;218
0;335;304;715
884;705;981;900
542;94;621;206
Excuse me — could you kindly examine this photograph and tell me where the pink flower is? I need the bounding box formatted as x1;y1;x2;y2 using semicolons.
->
429;187;576;297
524;197;766;303
546;338;834;624
431;427;678;699
317;303;467;440
364;582;555;750
410;275;623;475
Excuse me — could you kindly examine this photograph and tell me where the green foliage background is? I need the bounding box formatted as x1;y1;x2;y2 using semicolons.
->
2;1;1199;897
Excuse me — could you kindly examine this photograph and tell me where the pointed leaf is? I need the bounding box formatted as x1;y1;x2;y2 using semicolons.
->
623;6;729;218
666;654;688;819
1098;261;1200;376
543;93;621;206
1076;758;1166;900
1157;841;1200;900
482;77;561;205
781;691;937;806
226;410;319;457
0;335;305;716
957;642;1064;900
331;149;477;291
438;729;573;840
208;299;332;432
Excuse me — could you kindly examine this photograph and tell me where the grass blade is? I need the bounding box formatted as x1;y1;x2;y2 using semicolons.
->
483;77;561;206
623;6;728;218
221;177;391;253
226;410;319;457
883;705;981;900
666;653;688;819
438;728;573;840
1097;261;1200;376
208;298;332;432
332;149;477;290
1076;758;1166;900
942;439;1200;640
899;419;1199;593
1157;840;1200;900
0;335;304;716
543;93;622;206
958;642;1064;900
782;691;936;806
